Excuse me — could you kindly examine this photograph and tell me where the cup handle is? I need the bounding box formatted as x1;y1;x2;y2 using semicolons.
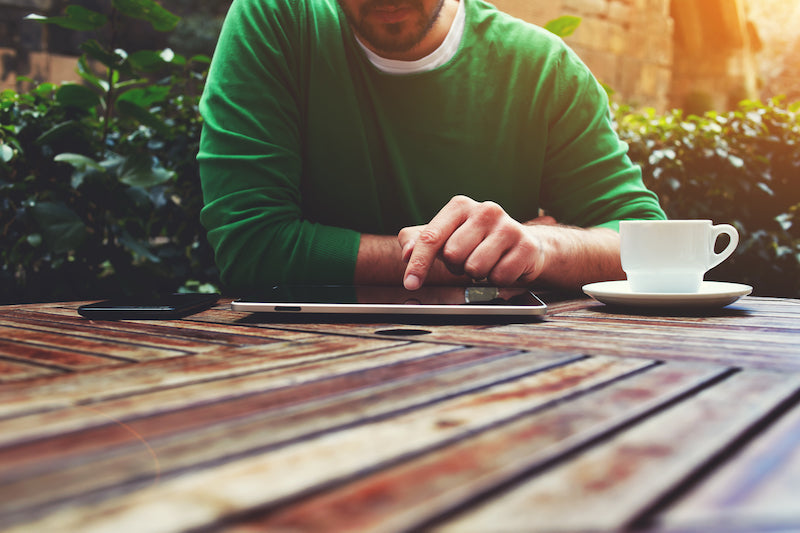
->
709;224;739;269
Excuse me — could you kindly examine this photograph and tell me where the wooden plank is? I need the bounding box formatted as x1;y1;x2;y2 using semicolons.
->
0;345;575;477
0;338;132;370
0;337;421;420
0;357;61;382
0;314;282;349
230;360;727;532
522;307;800;339
0;354;652;533
437;369;800;532
0;322;190;363
657;398;800;532
0;347;582;526
0;336;406;433
5;307;314;342
558;296;800;320
493;318;800;370
553;309;800;334
0;342;501;462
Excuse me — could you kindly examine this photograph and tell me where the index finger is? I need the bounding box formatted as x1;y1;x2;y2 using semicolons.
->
402;197;471;290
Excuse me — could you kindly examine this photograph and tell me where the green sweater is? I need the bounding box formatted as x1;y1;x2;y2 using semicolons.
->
198;0;666;293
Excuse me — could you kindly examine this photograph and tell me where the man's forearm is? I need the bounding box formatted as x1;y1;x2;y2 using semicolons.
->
531;225;625;290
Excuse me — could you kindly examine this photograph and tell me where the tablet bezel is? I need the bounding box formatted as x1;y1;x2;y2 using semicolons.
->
230;285;547;316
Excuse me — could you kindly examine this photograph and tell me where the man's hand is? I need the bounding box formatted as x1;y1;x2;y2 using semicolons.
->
398;195;625;291
398;196;553;290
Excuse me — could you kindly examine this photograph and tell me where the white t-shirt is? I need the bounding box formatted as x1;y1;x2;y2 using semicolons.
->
355;0;466;74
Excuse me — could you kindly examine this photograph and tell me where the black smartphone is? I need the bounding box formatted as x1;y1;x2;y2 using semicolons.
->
78;293;220;320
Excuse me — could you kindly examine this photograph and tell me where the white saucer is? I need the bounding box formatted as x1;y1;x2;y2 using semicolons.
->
582;280;753;308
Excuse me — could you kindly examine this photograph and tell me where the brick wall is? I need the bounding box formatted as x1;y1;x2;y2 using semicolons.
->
492;0;762;113
492;0;673;111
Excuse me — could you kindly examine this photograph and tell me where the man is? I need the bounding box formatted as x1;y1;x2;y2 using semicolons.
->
197;0;666;295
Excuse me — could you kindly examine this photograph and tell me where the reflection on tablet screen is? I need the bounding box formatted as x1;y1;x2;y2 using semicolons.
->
269;285;536;306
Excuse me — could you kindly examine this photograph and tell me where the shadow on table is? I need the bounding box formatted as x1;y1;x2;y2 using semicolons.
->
586;303;754;319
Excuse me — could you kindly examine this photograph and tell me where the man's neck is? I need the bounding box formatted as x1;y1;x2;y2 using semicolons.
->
356;0;465;73
369;0;461;61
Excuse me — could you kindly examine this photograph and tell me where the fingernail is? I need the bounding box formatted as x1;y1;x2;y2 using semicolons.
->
404;274;421;291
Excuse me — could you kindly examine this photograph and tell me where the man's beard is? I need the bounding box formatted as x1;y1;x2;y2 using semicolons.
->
339;0;446;55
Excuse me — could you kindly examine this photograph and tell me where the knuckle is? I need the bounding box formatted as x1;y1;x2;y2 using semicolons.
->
476;201;505;223
463;261;484;280
417;227;443;245
447;194;478;213
496;223;522;242
450;195;474;210
408;255;430;270
480;200;503;214
513;235;541;260
441;246;460;265
488;265;517;286
487;271;509;286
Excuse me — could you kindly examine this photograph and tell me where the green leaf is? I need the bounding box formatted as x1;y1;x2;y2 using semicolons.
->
54;153;105;172
112;0;180;32
117;86;170;108
127;50;168;72
80;40;126;71
25;6;107;31
119;229;161;263
190;54;212;65
56;84;100;110
77;56;105;91
30;202;87;254
116;99;171;137
544;16;581;38
115;153;175;188
32;82;56;98
54;153;106;188
35;121;80;145
170;53;187;67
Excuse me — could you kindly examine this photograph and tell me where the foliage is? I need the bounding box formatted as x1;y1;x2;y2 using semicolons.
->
0;0;216;304
615;99;800;297
166;0;229;58
544;15;582;38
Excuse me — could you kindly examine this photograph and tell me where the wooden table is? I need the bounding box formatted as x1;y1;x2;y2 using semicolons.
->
1;293;799;532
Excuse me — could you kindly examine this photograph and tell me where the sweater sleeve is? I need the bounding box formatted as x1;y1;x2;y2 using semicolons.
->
197;0;360;295
538;43;666;232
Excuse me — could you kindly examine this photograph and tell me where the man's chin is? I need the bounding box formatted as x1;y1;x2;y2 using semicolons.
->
359;27;423;56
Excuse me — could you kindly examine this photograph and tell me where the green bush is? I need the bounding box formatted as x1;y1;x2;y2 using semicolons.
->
615;100;800;297
0;0;217;304
0;7;798;302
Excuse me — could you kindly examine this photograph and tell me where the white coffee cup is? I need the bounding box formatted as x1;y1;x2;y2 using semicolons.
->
619;220;739;293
